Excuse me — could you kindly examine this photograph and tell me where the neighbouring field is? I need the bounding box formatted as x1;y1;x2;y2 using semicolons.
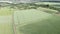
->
0;23;13;34
0;7;14;34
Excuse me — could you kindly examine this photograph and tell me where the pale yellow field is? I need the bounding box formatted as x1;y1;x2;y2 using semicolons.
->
0;7;14;34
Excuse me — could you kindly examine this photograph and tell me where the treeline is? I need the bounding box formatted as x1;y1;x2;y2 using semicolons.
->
0;2;60;12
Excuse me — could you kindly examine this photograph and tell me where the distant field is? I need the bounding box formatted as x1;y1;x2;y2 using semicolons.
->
0;7;13;16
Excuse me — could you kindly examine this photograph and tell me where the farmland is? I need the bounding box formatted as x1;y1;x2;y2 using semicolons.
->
0;2;60;34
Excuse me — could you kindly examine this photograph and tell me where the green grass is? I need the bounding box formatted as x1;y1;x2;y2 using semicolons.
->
14;9;59;34
19;12;60;34
12;5;60;34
